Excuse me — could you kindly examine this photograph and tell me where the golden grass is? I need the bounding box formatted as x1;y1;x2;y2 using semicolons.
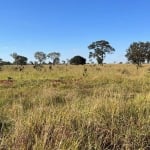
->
0;64;150;149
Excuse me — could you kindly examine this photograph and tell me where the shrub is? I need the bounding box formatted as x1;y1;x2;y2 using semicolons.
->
70;56;86;65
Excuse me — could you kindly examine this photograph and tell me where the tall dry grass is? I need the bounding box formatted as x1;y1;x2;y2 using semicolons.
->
0;64;149;149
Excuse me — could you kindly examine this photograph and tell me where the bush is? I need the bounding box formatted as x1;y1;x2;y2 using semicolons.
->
70;56;86;65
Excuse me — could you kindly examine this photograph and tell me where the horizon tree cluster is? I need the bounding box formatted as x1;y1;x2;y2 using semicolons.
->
1;40;150;68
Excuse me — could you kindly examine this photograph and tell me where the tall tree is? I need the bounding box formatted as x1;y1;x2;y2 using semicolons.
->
0;58;3;66
47;52;60;65
145;41;150;63
10;52;18;61
15;55;28;65
125;42;146;68
53;57;60;65
10;53;28;65
34;51;46;64
88;40;115;65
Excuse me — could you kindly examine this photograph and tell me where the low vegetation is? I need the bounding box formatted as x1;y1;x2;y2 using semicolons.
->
0;64;149;149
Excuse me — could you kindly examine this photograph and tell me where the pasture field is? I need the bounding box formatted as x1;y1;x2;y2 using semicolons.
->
0;64;150;150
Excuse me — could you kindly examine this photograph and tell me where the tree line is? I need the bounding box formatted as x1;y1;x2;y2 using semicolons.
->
1;40;150;68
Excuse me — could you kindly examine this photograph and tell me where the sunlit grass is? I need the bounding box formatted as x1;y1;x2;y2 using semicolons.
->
0;64;150;149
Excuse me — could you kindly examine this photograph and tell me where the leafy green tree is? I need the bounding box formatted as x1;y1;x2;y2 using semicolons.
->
53;57;60;65
15;55;28;65
125;42;146;68
34;51;46;64
0;58;3;71
145;41;150;63
70;55;86;65
10;53;28;65
0;58;3;66
47;52;60;65
88;40;115;65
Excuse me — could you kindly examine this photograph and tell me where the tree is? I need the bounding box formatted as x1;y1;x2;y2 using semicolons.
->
88;40;115;65
10;53;28;65
10;53;18;61
145;41;150;63
62;60;66;64
34;51;46;64
15;55;28;65
125;42;146;68
70;55;86;65
53;57;60;65
0;58;3;66
47;52;60;65
0;58;3;71
0;58;11;65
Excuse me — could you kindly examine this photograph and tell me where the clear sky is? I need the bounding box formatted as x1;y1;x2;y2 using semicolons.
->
0;0;150;63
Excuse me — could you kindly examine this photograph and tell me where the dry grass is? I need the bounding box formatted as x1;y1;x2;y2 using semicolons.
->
0;64;150;149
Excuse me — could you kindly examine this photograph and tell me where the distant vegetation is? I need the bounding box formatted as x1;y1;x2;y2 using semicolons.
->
1;40;150;68
88;40;115;65
70;55;86;65
10;52;28;65
125;41;150;69
0;60;11;66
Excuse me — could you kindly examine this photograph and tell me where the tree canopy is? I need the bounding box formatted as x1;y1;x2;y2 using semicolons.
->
125;42;150;67
47;52;61;65
34;51;46;64
0;58;3;66
88;40;115;65
144;42;150;63
10;53;28;65
70;55;86;65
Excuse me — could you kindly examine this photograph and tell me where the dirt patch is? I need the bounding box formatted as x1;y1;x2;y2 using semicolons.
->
0;80;14;87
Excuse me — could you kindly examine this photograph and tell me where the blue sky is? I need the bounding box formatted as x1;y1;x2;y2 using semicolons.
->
0;0;150;63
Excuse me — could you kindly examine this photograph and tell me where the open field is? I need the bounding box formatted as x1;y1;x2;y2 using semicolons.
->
0;64;150;150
